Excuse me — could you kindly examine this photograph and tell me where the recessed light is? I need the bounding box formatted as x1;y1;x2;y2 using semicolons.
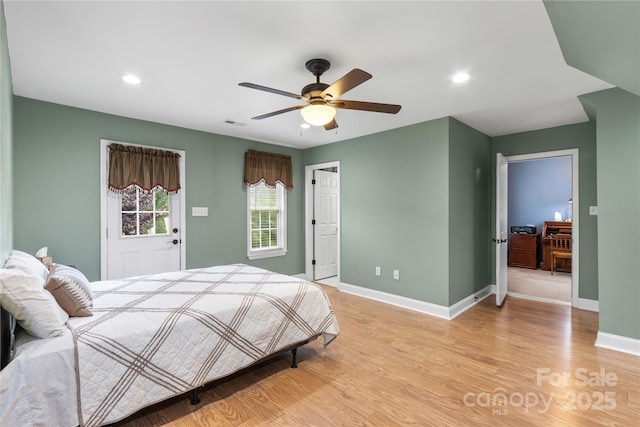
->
122;74;141;85
300;123;311;129
452;72;470;83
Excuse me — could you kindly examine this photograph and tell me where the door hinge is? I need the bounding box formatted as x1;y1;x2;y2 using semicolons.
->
311;219;316;225
312;179;316;185
312;259;316;265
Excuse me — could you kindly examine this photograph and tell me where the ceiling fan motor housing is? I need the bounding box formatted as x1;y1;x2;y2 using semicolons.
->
302;82;330;103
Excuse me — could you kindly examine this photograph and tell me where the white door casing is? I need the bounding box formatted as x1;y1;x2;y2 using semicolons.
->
496;153;508;306
501;149;580;307
100;140;186;280
305;161;341;284
313;169;339;280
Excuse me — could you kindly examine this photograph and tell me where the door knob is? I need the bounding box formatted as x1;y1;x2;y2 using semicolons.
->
167;239;179;245
172;228;179;233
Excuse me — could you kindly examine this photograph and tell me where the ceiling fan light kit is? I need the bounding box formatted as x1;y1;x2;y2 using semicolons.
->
301;104;336;126
239;58;401;131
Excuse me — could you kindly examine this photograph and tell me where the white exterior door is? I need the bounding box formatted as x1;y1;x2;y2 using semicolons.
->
496;153;508;306
101;140;185;280
106;189;182;279
313;169;339;280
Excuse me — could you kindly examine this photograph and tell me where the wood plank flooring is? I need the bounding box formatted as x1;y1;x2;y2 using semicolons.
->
110;286;640;426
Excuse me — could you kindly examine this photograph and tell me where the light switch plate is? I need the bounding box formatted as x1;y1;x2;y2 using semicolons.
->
589;206;598;216
192;207;208;216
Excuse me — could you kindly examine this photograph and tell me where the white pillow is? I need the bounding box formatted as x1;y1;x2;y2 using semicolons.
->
5;250;50;282
0;268;69;338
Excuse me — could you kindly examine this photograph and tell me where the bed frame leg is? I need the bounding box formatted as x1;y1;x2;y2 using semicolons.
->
190;388;201;405
291;347;298;369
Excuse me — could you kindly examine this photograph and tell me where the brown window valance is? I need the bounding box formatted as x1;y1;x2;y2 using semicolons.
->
244;149;293;189
108;143;181;194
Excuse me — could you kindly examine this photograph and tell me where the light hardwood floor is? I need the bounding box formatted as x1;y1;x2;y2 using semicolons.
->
111;286;639;426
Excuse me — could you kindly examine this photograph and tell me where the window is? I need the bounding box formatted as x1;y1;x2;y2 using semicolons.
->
247;181;287;259
121;187;170;237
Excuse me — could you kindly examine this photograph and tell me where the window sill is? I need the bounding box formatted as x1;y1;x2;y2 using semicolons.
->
247;248;287;261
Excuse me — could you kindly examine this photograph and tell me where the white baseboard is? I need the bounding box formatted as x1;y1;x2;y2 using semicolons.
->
338;282;493;320
595;331;640;356
577;298;599;312
292;273;306;280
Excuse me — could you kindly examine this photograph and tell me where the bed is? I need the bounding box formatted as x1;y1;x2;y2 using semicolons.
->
0;258;339;427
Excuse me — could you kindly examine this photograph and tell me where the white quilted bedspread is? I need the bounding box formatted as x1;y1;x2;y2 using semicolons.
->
3;264;339;427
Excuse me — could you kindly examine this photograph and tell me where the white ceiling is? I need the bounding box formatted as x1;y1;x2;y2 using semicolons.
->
4;1;613;149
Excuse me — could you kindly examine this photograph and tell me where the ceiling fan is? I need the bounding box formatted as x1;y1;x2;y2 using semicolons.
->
239;58;401;130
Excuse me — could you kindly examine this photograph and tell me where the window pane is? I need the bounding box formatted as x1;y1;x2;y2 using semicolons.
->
155;191;169;211
122;213;137;236
251;230;260;249
155;213;169;234
270;230;278;246
260;230;270;247
260;211;270;227
270;211;277;227
139;213;154;235
251;211;259;229
121;187;137;211
139;191;153;211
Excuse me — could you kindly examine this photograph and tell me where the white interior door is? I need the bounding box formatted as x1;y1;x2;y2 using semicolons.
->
313;169;339;280
106;188;182;279
496;153;508;306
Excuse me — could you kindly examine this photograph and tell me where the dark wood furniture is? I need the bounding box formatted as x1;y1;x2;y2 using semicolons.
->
508;233;539;269
550;234;572;275
541;221;572;272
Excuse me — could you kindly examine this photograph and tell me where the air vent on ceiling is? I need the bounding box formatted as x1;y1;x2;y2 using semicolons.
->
224;120;246;126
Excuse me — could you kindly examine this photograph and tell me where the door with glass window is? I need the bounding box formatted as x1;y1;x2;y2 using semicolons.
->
106;187;181;279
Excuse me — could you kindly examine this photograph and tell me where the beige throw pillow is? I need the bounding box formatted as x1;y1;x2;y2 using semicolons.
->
46;264;94;317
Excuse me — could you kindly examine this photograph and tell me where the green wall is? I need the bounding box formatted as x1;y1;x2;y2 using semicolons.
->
12;97;305;281
491;122;599;301
449;118;492;304
0;0;12;263
581;88;640;340
305;117;468;307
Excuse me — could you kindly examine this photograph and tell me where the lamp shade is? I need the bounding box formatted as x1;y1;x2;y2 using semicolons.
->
300;104;336;126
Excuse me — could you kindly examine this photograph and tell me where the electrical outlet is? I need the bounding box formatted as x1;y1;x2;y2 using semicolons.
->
393;270;400;280
375;266;381;276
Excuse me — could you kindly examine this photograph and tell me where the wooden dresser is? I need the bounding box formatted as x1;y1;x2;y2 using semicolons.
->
541;221;572;271
508;233;539;269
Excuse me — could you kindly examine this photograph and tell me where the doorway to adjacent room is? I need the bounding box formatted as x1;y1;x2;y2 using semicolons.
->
305;161;341;285
496;149;579;307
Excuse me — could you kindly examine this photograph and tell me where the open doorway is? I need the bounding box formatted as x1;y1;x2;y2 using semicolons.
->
498;149;579;307
507;155;573;305
305;161;341;286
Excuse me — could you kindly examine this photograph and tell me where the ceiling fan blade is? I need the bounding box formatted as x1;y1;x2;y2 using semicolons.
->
332;100;401;114
321;69;372;99
251;105;305;120
239;82;304;100
324;119;339;130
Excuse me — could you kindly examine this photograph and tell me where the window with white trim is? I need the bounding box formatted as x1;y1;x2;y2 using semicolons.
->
247;181;287;259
